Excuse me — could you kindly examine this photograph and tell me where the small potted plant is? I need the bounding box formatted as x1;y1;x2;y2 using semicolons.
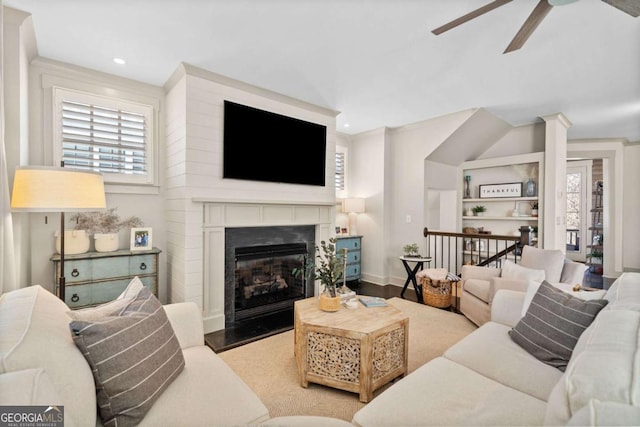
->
295;237;345;311
70;208;144;252
403;243;420;257
530;201;539;217
472;205;487;217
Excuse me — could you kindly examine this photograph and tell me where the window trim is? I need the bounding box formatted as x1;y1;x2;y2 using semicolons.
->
52;86;156;186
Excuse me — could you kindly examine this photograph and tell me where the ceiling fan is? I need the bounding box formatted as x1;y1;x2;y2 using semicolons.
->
432;0;639;54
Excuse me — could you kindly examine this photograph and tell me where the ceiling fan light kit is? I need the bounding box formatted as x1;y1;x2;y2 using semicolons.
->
432;0;638;53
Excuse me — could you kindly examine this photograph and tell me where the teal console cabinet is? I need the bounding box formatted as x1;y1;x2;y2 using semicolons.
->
335;235;362;285
50;247;161;309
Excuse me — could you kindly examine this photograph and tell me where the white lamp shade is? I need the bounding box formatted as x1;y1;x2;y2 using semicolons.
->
11;167;106;212
342;198;365;214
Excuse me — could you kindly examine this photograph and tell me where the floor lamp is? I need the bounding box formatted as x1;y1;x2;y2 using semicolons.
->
11;167;106;302
342;198;365;236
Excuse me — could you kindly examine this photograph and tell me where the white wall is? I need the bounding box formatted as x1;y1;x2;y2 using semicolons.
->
623;143;640;271
349;128;389;284
347;110;477;286
24;58;169;298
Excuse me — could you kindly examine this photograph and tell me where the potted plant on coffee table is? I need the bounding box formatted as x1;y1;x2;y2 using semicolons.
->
297;237;345;311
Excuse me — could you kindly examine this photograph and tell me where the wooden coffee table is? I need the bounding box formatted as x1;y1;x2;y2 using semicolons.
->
294;296;409;402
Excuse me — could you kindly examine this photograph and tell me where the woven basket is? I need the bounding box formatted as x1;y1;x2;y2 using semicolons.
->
319;292;341;312
421;277;452;308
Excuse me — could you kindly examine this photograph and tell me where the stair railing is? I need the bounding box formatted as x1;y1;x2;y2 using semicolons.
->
423;226;534;276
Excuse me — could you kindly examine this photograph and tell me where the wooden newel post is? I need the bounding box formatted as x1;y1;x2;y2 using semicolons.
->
519;225;533;247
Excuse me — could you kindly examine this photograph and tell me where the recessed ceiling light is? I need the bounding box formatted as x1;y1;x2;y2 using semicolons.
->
344;123;350;128
113;57;126;65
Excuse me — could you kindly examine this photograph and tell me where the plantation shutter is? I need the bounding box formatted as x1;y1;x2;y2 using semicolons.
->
335;152;345;191
61;100;147;175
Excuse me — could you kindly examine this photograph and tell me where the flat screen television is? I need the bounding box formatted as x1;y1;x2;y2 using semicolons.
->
223;100;327;186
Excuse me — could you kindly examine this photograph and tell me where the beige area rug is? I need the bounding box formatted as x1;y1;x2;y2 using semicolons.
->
218;297;477;422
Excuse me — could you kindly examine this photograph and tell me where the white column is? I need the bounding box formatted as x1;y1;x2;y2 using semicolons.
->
541;113;572;252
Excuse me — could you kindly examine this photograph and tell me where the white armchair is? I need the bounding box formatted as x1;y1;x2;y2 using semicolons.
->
460;246;588;326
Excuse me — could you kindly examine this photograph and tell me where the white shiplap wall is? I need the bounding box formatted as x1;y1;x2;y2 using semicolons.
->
164;64;338;312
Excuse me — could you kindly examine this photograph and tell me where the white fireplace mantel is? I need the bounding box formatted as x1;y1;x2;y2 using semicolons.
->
197;199;336;333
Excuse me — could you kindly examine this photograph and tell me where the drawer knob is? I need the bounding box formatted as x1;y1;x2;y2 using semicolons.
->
71;268;80;277
140;262;147;270
71;294;80;303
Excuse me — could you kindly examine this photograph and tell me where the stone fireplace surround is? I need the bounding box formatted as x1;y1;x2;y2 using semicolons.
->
199;200;335;334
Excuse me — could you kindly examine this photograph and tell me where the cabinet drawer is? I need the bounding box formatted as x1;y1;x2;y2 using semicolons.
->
336;238;361;251
66;276;157;309
63;259;93;283
344;250;360;264
129;254;157;275
344;265;360;280
92;256;129;281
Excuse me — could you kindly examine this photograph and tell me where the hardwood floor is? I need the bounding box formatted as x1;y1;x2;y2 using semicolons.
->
205;282;417;353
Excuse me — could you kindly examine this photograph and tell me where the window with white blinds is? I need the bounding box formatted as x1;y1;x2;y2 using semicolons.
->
53;87;155;186
335;151;345;191
61;100;147;175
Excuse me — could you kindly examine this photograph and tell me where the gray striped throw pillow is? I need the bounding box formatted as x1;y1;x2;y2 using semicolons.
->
509;280;608;371
70;286;185;427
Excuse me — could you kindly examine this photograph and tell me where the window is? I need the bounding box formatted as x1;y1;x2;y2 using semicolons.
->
335;151;345;191
53;88;155;186
566;161;592;261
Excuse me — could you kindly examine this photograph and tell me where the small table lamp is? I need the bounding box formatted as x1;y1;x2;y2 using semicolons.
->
11;166;106;302
342;198;365;236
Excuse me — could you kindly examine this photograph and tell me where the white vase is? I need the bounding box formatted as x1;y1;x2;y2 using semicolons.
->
94;233;119;252
55;230;90;254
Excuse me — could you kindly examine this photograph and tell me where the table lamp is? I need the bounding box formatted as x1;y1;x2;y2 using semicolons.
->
11;166;106;302
342;198;365;236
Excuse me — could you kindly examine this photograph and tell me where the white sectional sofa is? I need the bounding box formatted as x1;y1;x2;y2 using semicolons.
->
352;272;640;426
0;284;351;427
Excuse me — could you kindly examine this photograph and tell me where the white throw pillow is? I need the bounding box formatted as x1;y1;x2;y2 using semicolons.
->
520;246;565;283
67;276;145;321
501;259;546;282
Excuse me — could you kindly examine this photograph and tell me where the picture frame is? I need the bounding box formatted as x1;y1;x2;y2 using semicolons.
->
479;182;522;198
130;227;152;251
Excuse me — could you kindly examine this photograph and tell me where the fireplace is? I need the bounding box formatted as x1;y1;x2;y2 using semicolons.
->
225;226;315;323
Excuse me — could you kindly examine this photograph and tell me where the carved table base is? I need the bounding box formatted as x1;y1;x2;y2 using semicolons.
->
294;296;409;402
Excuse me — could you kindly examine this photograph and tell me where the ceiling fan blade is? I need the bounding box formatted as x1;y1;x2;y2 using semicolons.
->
601;0;640;17
504;0;553;53
432;0;513;35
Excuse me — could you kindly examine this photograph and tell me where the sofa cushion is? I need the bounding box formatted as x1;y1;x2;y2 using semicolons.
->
605;272;640;310
544;309;640;426
559;260;588;286
0;368;62;406
520;246;564;283
509;281;608;371
501;260;546;283
463;278;492;303
352;357;547;426
70;286;185;427
0;286;96;427
444;322;562;402
567;400;640;426
139;346;270;426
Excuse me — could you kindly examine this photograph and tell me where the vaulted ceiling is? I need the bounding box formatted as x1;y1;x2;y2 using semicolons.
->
5;0;640;141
